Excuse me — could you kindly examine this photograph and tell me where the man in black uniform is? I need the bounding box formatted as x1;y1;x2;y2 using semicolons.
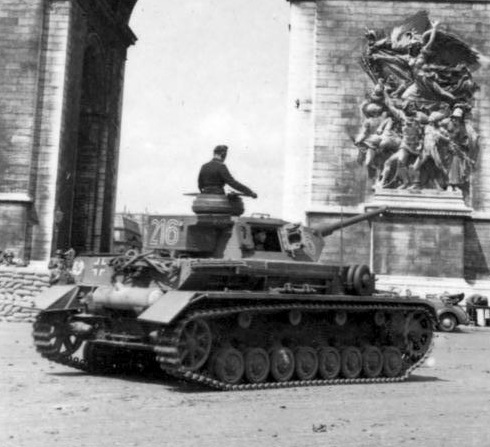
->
198;145;258;198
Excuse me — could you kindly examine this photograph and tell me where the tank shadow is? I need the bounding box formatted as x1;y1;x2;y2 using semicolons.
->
46;370;444;389
406;374;444;383
165;380;215;393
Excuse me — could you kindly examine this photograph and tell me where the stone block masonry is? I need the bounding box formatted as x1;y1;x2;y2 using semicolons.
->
0;267;50;323
0;0;138;263
284;0;490;293
312;0;490;210
284;0;490;216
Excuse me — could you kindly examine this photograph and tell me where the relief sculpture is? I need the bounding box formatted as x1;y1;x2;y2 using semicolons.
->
356;11;481;191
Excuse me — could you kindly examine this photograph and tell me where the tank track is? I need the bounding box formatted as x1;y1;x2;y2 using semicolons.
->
32;321;156;376
32;302;435;391
155;302;436;391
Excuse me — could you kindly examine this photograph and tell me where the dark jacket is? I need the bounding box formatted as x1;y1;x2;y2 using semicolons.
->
198;159;254;195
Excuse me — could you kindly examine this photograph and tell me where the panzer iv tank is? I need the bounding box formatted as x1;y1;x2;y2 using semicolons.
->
33;194;436;390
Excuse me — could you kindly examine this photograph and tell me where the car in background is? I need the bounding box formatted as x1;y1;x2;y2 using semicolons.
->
426;293;470;332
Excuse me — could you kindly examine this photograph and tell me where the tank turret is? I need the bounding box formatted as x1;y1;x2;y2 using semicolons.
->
33;193;436;391
142;194;387;264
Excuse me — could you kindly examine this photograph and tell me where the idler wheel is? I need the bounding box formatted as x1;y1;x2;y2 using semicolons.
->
177;318;212;371
353;265;373;296
318;346;341;379
382;346;403;377
61;333;83;355
213;347;245;385
244;348;270;383
341;347;363;379
404;311;433;359
294;347;319;380
270;347;295;382
346;264;359;294
362;346;384;378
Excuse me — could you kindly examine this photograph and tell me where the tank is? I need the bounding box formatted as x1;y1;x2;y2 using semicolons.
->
32;194;436;390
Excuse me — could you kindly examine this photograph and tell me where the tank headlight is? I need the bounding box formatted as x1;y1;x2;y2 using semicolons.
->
148;289;164;305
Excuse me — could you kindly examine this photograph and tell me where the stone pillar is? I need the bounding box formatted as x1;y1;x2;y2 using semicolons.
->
0;0;46;260
283;1;317;223
30;0;73;263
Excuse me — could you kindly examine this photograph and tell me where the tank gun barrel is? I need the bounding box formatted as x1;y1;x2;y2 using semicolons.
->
313;206;388;237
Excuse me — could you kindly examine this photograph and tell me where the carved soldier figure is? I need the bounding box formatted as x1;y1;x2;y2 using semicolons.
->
444;108;473;190
410;111;451;189
355;100;400;182
380;90;428;188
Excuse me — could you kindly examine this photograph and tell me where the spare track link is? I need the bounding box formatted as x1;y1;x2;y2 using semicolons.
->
156;302;436;391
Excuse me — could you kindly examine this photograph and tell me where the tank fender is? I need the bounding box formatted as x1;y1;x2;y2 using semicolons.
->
33;285;80;311
137;291;201;324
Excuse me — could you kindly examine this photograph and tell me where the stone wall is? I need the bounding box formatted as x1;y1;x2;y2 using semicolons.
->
285;0;490;291
313;0;490;209
0;0;138;263
0;0;45;259
0;266;49;323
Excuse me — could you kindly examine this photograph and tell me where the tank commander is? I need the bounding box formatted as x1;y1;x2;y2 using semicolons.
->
198;145;258;198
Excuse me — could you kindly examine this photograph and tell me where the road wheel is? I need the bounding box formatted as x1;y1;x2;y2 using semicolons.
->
382;346;403;378
244;348;270;384
318;346;341;379
362;346;383;378
270;347;295;382
438;313;457;332
294;347;319;380
214;347;245;385
341;347;363;379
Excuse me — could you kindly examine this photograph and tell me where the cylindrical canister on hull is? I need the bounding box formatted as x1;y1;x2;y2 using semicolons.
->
93;285;163;310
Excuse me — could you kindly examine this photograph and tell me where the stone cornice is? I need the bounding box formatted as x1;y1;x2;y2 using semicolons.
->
366;188;473;217
0;193;33;204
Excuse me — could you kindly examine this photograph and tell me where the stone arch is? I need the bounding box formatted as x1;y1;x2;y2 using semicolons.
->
70;34;109;253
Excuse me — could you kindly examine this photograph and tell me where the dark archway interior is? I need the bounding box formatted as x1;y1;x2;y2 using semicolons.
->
70;39;108;254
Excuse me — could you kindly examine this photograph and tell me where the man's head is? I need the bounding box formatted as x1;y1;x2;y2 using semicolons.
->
402;100;416;117
55;249;65;259
213;145;228;161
